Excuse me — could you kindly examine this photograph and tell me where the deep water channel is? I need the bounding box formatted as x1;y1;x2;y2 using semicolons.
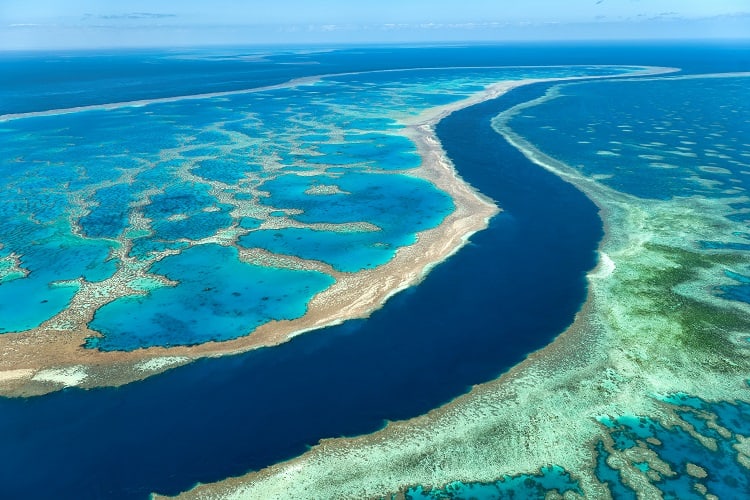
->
0;83;602;499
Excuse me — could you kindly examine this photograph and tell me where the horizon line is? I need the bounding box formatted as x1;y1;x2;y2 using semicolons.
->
2;37;750;54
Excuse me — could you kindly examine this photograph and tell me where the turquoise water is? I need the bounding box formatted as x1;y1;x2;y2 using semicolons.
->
595;396;750;499
87;244;334;350
405;465;582;499
240;227;400;272
0;62;623;349
0;221;115;331
3;44;750;499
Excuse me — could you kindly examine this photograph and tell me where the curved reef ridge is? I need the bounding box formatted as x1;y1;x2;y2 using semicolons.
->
0;65;667;397
168;73;750;498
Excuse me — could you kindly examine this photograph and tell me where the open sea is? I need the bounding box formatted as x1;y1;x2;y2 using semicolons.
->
0;42;749;498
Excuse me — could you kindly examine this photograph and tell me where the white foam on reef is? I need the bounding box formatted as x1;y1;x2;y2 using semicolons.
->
135;356;189;372
588;252;616;279
32;366;87;387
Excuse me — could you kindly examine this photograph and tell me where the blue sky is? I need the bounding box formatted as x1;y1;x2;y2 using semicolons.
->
1;0;749;50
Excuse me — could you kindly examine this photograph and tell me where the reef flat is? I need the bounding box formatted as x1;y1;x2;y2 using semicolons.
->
171;72;750;498
0;61;657;396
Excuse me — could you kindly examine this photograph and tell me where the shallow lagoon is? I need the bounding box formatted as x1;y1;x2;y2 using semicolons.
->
87;244;334;350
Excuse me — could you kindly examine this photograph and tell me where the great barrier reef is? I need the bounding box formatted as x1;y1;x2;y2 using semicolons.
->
0;42;749;498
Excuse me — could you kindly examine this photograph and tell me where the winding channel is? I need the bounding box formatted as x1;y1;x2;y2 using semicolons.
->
0;81;600;499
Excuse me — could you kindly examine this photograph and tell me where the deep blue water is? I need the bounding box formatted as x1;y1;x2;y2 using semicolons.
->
1;44;749;499
4;41;750;115
504;71;750;305
0;56;602;499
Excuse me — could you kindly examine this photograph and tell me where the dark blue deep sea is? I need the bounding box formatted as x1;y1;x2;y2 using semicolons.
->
0;43;749;499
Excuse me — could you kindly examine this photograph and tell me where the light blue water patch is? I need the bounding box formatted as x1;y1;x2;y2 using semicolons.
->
49;109;181;163
17;227;116;284
634;462;651;473
136;159;184;187
311;133;421;170
193;130;233;146
79;183;134;239
405;465;582;499
179;146;224;158
144;182;233;241
239;227;404;272
239;217;263;230
151;210;233;241
660;393;708;410
145;182;218;218
129;238;189;259
192;158;262;184
259;172;454;231
86;244;334;350
0;226;115;331
0;275;79;332
299;133;332;142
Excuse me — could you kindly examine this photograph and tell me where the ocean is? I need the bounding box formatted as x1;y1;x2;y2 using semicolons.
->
0;42;748;498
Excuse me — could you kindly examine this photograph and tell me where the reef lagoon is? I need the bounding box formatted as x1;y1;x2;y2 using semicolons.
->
0;43;749;498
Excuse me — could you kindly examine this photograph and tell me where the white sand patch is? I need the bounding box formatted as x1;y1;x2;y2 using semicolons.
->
638;154;664;161
135;356;190;372
32;366;88;387
649;162;679;169
304;184;347;195
592;174;614;180
0;369;34;383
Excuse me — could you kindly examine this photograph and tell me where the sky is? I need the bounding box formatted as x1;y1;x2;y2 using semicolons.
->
1;0;749;50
